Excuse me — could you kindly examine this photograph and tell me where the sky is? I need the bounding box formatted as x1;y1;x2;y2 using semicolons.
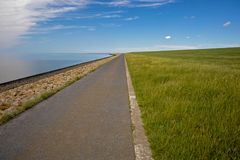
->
0;0;240;54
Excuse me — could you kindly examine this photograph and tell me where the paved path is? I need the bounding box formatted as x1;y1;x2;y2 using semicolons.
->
0;55;135;160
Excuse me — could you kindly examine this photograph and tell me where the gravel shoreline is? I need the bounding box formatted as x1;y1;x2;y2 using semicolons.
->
0;56;116;124
0;56;113;93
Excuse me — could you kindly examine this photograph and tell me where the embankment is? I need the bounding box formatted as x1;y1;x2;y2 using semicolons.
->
0;55;116;124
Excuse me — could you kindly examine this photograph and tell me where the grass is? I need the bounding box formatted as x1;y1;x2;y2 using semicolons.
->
126;47;240;159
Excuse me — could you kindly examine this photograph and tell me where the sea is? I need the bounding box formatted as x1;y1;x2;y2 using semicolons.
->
0;53;110;84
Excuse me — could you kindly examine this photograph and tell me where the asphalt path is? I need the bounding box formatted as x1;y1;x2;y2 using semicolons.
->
0;55;135;160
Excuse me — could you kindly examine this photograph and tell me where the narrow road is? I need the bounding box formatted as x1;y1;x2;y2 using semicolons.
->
0;55;135;160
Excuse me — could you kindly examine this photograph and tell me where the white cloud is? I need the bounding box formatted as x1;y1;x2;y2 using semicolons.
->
100;23;121;28
29;25;96;34
83;43;240;53
76;11;124;19
91;0;174;8
197;43;240;49
92;0;130;7
102;14;122;18
79;25;96;31
153;44;198;50
0;0;89;49
112;44;198;53
134;0;174;7
223;21;231;27
165;35;171;39
124;16;139;21
107;0;130;7
0;0;175;49
114;43;240;53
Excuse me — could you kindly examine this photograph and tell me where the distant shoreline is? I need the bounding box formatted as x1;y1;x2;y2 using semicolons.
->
0;55;116;124
0;55;113;93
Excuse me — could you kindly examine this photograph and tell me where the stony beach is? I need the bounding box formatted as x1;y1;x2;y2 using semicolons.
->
0;56;115;124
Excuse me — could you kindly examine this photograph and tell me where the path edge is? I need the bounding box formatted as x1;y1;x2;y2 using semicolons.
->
124;55;153;160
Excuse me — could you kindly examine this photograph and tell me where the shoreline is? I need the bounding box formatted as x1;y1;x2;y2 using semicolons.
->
0;55;113;93
0;55;116;124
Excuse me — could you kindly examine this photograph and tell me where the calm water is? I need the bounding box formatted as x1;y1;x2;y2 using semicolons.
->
0;53;110;84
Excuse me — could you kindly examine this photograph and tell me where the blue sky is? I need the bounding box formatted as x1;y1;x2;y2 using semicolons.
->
0;0;240;53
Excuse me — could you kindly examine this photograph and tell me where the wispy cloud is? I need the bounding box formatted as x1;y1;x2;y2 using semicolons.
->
92;0;130;7
0;0;175;49
75;10;124;19
88;43;240;53
102;14;122;18
0;0;89;48
112;44;198;53
223;21;231;27
153;44;198;51
133;0;175;7
29;25;96;34
124;16;139;21
96;0;174;7
100;23;122;28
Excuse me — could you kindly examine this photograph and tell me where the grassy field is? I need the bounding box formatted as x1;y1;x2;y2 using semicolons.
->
126;48;240;159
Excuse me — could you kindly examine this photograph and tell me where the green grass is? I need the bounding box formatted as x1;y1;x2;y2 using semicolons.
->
126;48;240;160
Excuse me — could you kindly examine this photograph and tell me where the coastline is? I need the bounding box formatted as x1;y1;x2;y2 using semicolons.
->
0;55;116;124
0;55;113;93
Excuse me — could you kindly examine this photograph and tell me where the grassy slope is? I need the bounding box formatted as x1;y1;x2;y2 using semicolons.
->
126;48;240;159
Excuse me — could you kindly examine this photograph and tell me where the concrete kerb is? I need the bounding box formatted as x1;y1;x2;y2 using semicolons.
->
124;56;153;160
